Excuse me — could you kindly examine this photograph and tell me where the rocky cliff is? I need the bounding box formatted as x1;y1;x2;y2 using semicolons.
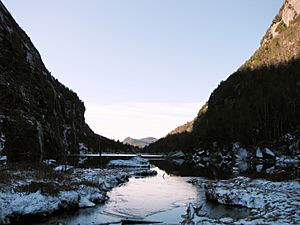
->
244;0;300;69
0;1;130;161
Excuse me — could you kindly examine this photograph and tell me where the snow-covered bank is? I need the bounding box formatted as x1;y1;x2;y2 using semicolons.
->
195;177;300;225
0;161;157;224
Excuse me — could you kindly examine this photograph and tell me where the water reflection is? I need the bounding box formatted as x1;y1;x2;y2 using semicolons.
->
67;154;299;180
103;168;200;219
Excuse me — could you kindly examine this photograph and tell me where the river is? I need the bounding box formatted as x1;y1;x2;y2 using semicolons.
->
37;155;249;225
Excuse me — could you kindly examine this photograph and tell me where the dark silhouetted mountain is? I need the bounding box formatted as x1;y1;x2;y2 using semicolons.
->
146;0;300;154
0;1;132;161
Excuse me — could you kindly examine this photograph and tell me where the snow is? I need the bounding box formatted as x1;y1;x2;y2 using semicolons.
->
0;155;7;161
107;156;150;168
78;198;95;208
233;143;249;162
54;165;74;172
187;203;195;219
77;185;105;208
255;147;263;158
264;147;275;157
236;148;248;160
0;165;157;223
255;164;263;172
204;177;300;224
0;191;79;224
43;159;57;167
276;155;300;166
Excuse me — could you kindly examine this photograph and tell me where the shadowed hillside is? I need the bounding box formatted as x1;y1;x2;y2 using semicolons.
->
146;0;300;154
0;1;132;161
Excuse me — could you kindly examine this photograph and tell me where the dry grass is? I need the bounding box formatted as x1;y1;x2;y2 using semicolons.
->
0;161;72;193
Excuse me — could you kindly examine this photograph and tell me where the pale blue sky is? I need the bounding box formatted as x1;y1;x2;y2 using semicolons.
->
3;0;283;140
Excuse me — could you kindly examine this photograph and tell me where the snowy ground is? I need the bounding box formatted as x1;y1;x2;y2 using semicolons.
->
0;159;157;224
186;176;300;225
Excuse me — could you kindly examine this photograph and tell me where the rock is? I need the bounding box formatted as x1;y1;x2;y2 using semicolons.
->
54;165;74;173
236;148;248;161
264;148;275;157
43;159;57;167
186;203;195;220
255;147;263;158
236;161;249;172
256;164;263;173
78;198;95;208
266;166;275;174
107;156;150;168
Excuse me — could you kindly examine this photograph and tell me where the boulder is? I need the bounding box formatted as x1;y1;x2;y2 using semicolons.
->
107;156;150;168
256;147;263;158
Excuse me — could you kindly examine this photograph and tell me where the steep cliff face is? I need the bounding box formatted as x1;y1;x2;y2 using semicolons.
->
0;1;130;161
146;0;300;153
244;0;300;69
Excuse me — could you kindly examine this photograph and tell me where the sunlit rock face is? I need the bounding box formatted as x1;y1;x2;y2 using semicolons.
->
0;1;128;161
282;0;300;26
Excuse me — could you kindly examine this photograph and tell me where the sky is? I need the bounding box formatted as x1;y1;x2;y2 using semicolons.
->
2;0;283;141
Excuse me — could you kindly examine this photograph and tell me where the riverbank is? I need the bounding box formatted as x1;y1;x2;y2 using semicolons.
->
186;176;300;225
0;161;157;224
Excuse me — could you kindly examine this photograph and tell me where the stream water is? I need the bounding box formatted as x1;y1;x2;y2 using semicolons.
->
38;155;250;225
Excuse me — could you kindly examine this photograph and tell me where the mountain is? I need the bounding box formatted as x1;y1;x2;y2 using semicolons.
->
146;0;300;154
123;137;157;148
0;1;132;161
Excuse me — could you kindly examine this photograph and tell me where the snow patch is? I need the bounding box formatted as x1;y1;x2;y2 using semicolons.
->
255;147;263;158
276;155;300;166
264;148;275;157
0;191;79;224
43;159;57;167
108;156;150;168
54;165;74;173
77;185;105;208
205;177;300;224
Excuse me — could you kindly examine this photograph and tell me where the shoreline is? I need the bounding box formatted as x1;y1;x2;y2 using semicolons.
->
0;162;157;225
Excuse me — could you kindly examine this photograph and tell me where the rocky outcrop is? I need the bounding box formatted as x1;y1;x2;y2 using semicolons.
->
244;0;300;69
0;1;130;161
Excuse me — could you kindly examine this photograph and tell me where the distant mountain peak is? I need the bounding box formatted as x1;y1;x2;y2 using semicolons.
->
123;137;157;148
